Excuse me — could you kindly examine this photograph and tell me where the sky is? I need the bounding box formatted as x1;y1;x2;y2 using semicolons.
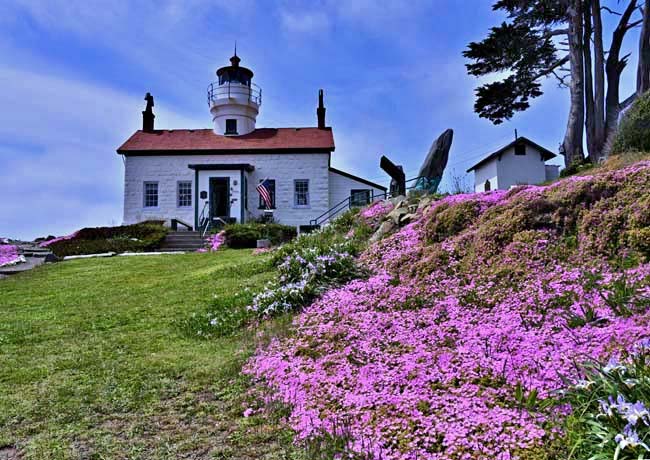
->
0;0;643;240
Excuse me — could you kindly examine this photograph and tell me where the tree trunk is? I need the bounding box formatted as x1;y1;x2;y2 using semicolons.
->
604;0;638;156
592;0;607;160
638;0;650;94
563;0;585;166
584;0;596;160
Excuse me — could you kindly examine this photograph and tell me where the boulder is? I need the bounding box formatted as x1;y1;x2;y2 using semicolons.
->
400;213;417;226
370;220;397;243
415;129;453;193
386;206;408;225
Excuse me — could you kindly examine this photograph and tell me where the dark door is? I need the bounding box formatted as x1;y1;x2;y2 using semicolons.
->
209;177;230;219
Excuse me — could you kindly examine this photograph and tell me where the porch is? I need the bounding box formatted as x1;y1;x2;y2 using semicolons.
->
188;163;254;234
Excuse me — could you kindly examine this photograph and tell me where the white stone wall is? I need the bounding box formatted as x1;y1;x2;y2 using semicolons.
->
473;145;552;192
122;153;331;228
328;170;386;208
545;164;560;182
473;159;498;192
496;146;548;189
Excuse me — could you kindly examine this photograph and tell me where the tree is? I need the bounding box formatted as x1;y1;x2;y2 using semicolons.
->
465;0;650;165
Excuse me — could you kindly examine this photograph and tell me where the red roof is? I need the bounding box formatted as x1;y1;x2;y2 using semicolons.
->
117;127;335;154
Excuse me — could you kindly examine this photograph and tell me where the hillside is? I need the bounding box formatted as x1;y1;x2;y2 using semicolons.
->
247;159;650;459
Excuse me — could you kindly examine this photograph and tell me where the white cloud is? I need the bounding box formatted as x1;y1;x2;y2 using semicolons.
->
280;9;331;35
0;65;202;240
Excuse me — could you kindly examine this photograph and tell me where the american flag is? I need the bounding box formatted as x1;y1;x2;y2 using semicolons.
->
256;178;273;209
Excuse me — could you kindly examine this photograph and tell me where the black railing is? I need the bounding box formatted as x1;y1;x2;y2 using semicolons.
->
309;177;431;228
207;81;262;106
170;218;193;231
309;192;390;227
198;202;211;238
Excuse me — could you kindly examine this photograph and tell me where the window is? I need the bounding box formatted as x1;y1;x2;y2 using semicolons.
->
258;179;276;209
514;143;526;155
225;119;238;135
351;189;371;206
177;181;192;207
144;182;158;207
294;179;309;206
484;180;491;191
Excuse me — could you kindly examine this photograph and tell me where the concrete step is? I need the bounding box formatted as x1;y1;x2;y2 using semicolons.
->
160;243;205;251
162;231;205;252
165;235;203;241
164;242;204;247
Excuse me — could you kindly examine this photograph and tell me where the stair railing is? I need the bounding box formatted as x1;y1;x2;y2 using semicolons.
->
308;177;432;228
199;202;211;238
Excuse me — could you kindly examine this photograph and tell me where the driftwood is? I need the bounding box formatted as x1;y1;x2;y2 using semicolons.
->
380;156;405;196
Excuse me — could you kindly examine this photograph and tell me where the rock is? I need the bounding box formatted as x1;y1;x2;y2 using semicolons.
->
370;220;397;243
390;195;406;206
400;213;417;226
415;129;453;193
386;206;408;225
417;196;433;210
256;239;272;249
44;253;60;263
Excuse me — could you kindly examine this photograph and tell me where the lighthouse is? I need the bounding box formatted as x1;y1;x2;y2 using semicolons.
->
207;52;262;136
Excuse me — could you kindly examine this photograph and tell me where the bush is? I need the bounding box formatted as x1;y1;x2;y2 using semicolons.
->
251;243;361;317
47;223;168;257
612;92;650;155
222;223;296;249
561;341;650;460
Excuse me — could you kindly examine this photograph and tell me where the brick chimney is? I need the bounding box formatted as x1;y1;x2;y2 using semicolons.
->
317;89;326;129
142;92;155;132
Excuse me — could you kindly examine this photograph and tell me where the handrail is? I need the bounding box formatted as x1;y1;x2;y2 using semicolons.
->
199;202;210;238
308;182;430;228
171;218;193;231
207;81;262;106
309;191;393;227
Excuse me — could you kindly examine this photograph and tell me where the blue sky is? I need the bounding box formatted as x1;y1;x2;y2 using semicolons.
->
0;0;642;240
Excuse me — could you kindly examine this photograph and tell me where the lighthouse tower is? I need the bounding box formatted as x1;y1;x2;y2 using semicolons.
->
207;52;262;136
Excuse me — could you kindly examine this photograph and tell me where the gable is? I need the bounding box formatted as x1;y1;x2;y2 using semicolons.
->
466;137;556;173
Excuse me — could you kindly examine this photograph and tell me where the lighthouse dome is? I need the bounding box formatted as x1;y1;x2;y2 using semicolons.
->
207;53;261;136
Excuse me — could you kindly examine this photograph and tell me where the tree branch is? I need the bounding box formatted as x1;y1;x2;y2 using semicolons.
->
602;6;622;15
544;28;570;37
626;19;644;29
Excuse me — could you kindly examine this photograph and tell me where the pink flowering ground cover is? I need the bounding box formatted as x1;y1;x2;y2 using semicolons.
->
0;243;22;267
38;231;79;247
206;231;226;251
246;161;650;459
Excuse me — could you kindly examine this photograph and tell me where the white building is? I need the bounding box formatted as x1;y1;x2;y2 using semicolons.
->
117;54;386;230
466;137;560;192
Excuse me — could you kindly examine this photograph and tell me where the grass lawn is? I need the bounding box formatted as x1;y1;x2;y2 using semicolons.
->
0;250;299;460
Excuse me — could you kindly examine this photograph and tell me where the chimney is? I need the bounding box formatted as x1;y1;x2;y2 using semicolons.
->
142;92;155;132
317;89;326;129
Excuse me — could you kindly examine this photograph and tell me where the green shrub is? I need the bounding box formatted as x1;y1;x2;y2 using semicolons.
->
560;342;650;460
222;223;296;249
48;223;168;257
424;201;480;243
612;91;650;155
559;160;594;178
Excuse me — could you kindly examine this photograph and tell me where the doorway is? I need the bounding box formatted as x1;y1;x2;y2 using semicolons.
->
209;177;230;219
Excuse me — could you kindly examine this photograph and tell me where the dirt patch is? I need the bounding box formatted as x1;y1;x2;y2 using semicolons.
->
0;446;19;460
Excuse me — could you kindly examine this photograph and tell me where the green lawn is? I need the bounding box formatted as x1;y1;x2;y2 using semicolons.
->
0;250;299;460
